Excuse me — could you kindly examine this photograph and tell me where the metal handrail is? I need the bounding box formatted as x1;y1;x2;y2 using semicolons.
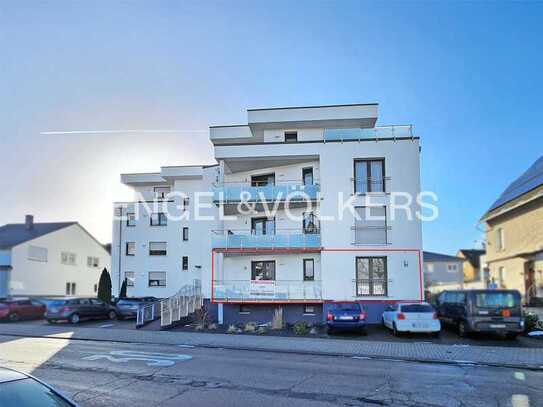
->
211;228;320;235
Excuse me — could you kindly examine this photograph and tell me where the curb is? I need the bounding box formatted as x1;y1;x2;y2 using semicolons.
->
1;331;542;372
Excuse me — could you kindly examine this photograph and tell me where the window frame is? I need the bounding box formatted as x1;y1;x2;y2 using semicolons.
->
148;271;167;287
302;212;319;234
183;227;189;241
125;242;136;256
250;173;275;187
302;167;314;186
251;217;275;235
150;212;168;226
284;131;298;143
154;186;171;199
251;260;276;281
353;158;386;194
303;305;316;315
182;256;189;271
239;304;250;314
126;212;136;227
149;241;167;256
125;271;135;287
355;256;388;297
353;205;388;245
303;259;315;281
496;228;505;251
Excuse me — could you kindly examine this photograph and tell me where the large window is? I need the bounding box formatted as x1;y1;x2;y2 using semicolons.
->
251;217;275;235
150;212;167;226
126;242;135;256
148;272;166;287
251;173;275;187
355;257;387;296
149;242;167;256
126;213;136;227
303;212;319;234
125;271;135;287
27;245;48;262
354;206;387;245
251;261;276;281
354;159;385;193
303;259;315;281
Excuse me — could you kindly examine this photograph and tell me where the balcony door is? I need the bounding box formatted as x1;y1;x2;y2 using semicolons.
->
251;217;275;235
251;173;275;187
302;167;314;186
251;261;276;281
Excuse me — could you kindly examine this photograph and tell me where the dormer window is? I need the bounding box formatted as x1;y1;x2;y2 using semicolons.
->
284;131;298;143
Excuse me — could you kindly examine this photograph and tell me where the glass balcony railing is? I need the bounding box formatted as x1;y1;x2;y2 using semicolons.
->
211;229;321;250
213;182;319;203
324;125;413;142
213;280;322;301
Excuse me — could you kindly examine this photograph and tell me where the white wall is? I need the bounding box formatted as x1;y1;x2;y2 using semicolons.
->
9;224;111;297
224;161;320;185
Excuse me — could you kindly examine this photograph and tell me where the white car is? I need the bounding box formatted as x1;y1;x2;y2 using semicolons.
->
382;302;441;337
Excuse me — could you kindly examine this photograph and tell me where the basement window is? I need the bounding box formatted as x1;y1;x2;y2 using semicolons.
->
303;305;316;315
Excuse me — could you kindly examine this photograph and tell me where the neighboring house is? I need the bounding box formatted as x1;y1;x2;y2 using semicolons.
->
480;155;543;304
112;103;423;324
457;249;487;289
0;215;111;298
423;251;464;296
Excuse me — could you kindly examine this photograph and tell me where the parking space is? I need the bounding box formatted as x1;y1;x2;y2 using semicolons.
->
2;317;138;330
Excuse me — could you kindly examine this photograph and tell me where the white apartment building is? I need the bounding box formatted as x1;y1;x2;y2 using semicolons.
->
0;216;111;298
112;103;423;324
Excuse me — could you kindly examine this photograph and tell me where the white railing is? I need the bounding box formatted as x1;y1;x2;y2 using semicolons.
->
213;280;322;301
160;279;203;328
211;228;321;250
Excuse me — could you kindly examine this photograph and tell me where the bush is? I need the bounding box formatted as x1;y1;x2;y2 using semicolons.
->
293;321;309;336
524;313;541;332
97;268;112;304
226;324;237;334
256;326;267;335
244;322;257;333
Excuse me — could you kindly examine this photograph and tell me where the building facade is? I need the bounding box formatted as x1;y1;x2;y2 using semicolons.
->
112;103;424;324
422;251;464;297
481;155;543;304
457;249;487;289
0;216;111;298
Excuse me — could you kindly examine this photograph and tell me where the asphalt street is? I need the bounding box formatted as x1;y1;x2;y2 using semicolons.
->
0;334;541;407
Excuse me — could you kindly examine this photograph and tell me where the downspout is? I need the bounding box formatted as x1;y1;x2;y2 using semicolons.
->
118;206;123;293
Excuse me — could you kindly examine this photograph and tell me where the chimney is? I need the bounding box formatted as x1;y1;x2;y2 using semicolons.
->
25;215;34;230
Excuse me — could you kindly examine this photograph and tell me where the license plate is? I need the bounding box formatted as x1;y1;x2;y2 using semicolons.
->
339;316;353;320
490;324;506;328
49;308;59;313
412;323;429;329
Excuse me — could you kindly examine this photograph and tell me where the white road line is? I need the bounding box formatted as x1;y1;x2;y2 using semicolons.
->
511;394;529;407
178;344;195;348
514;372;526;381
99;324;114;328
352;356;371;360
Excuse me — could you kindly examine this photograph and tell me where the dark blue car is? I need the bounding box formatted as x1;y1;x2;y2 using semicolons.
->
326;302;367;335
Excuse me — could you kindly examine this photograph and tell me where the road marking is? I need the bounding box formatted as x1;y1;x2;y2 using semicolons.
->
99;324;114;328
352;356;371;360
82;350;192;367
511;394;529;407
514;372;526;381
178;344;195;348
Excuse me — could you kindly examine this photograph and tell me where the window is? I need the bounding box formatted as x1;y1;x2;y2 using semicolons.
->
302;167;314;186
498;266;506;286
65;282;76;295
354;159;385;193
126;242;135;256
239;304;250;314
303;305;316;315
251;173;275;187
148;272;166;287
183;197;190;209
496;228;505;251
183;227;189;241
303;259;315;281
251;217;275;235
284;131;298;143
126;213;136;227
150;212;167;226
354;206;387;245
149;242;167;256
87;256;99;268
182;256;189;271
303;212;319;234
447;264;457;272
356;257;387;296
27;245;48;262
154;186;170;199
61;252;77;266
426;264;434;273
125;271;135;287
251;261;276;281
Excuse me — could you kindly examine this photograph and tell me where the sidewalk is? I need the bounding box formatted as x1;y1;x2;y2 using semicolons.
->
1;322;542;370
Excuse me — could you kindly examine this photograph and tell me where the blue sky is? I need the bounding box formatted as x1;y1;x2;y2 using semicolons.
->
1;1;542;254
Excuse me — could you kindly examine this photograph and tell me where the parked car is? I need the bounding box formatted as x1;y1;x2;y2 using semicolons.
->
435;289;524;338
0;299;46;322
326;302;367;334
114;297;158;320
45;298;117;324
0;367;78;406
382;302;440;337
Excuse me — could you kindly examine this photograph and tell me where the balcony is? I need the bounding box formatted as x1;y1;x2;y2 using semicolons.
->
211;229;321;251
213;181;319;203
213;280;322;302
324;125;413;142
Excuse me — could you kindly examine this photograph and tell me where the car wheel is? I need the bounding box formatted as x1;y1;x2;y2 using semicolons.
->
393;323;400;337
108;310;117;320
458;321;467;337
8;313;19;322
70;314;80;324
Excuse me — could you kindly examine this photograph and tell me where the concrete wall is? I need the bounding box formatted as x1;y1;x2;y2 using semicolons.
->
8;224;110;297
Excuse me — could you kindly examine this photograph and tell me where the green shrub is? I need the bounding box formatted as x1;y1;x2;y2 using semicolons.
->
524;313;541;332
226;324;237;334
244;322;257;333
293;321;309;336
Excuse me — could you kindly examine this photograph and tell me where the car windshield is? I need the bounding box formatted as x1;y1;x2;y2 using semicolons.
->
0;378;73;406
475;292;519;308
401;304;434;313
333;303;361;312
